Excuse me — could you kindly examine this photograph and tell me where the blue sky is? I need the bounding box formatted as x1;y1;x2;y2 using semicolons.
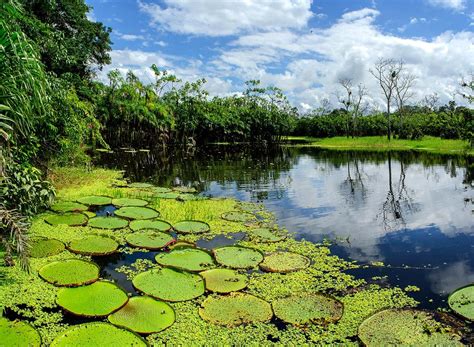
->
86;0;474;110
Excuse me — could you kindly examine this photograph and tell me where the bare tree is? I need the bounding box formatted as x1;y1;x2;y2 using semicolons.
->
337;79;368;138
460;74;474;103
394;71;416;137
421;93;440;111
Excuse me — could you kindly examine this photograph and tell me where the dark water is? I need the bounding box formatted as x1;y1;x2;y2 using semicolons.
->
95;145;473;310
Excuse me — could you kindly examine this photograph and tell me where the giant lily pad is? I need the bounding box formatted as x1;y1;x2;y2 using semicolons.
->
126;231;175;250
44;212;88;226
152;187;172;193
112;198;148;207
173;186;197;193
358;309;462;346
51;201;88;213
169;241;196;250
129;182;154;189
129;219;172;232
260;251;310;273
236;202;263;212
199;293;272;327
30;238;65;258
68;235;119;256
174;220;210;234
77;195;112;206
50;322;146;346
133;268;205;302
39;259;99;287
249;227;286;243
221;211;255;222
108;296;175;334
0;318;41;347
155;248;215;272
57;281;128;317
88;216;128;229
272;294;343;325
213;246;263;269
155;192;180;199
448;284;474;320
200;269;247;293
115;206;159;220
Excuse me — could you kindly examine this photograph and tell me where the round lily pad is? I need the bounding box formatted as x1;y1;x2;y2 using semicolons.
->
169;241;196;250
152;187;172;193
249;227;286;243
199;293;272;327
176;193;202;202
272;294;343;325
133;268;205;302
129;219;172;232
57;281;128;317
108;296;175;334
112;198;148;207
30;238;65;258
44;212;88;226
129;182;154;189
77;195;112;206
260;251;310;273
88;216;128;229
448;284;474;320
83;210;96;218
68;235;119;256
155;248;215;272
200;269;247;293
51;201;88;213
50;322;146;346
39;259;99;287
0;318;41;346
221;211;255;222
213;246;264;269
173;186;197;193
236;202;263;212
155;192;180;199
115;206;159;220
126;231;175;250
174;220;210;234
358;309;462;346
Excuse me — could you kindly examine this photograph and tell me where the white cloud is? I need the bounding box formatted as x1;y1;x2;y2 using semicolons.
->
138;0;313;36
120;34;145;41
426;0;466;10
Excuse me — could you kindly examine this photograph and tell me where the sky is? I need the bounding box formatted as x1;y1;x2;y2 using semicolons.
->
86;0;474;111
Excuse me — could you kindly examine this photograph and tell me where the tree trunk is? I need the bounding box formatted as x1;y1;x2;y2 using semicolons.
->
387;103;391;141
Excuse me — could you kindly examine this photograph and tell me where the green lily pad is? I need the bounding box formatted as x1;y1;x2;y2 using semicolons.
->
169;241;196;250
51;201;88;213
30;238;65;258
174;220;210;234
155;192;180;199
249;227;286;243
44;212;88;226
200;269;247;293
152;187;172;193
358;309;462;346
115;206;160;220
129;219;172;232
176;193;202;202
236;202;263;212
272;294;343;325
84;210;96;218
199;293;272;327
126;231;175;250
129;182;154;189
0;318;41;347
213;246;264;269
39;259;99;287
221;211;255;222
50;322;146;346
57;281;128;317
68;235;119;256
173;186;197;193
108;296;175;334
133;268;205;302
77;195;112;206
112;198;149;207
448;284;474;320
88;216;129;229
260;251;310;273
155;248;215;272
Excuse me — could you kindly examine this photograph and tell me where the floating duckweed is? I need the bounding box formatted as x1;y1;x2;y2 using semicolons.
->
126;231;175;250
155;192;180;199
115;206;160;220
0;318;41;346
199;293;272;327
221;211;255;222
272;293;343;325
155;248;215;272
151;187;172;193
30;238;65;258
68;235;119;256
260;251;310;273
108;296;176;334
129;219;172;232
236;202;263;212
44;212;88;226
39;259;99;286
88;216;129;229
248;227;286;243
213;246;264;269
357;309;462;346
50;201;88;213
112;198;149;207
77;195;112;206
200;268;247;293
133;268;205;302
173;186;197;193
448;284;474;320
129;182;154;189
174;220;210;234
50;322;146;346
57;281;128;317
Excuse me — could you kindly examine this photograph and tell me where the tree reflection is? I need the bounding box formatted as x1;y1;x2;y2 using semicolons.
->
340;152;367;205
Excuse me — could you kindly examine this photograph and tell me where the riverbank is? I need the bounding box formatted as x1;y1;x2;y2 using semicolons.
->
284;136;473;155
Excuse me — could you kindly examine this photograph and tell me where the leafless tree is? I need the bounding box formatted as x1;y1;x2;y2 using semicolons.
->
421;93;440;111
460;74;473;103
394;70;416;137
337;79;368;138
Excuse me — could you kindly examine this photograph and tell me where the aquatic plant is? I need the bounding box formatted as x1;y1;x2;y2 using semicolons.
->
260;251;310;273
50;201;87;213
111;198;148;207
200;268;247;293
114;206;160;220
248;227;286;243
0;317;41;346
448;284;474;320
43;212;88;226
88;216;128;229
129;219;172;232
77;195;112;206
38;259;99;286
68;235;119;256
174;220;210;234
155;248;215;272
126;231;175;250
221;211;255;222
30;238;65;258
213;246;263;269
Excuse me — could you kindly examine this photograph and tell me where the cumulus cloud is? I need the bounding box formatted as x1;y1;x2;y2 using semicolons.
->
426;0;466;10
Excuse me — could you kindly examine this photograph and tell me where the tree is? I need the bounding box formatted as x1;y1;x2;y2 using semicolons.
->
337;79;368;138
394;69;416;138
